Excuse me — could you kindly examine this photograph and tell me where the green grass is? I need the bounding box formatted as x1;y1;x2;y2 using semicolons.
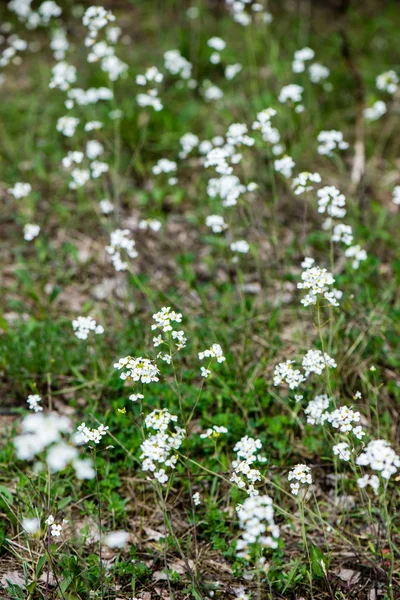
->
1;1;400;599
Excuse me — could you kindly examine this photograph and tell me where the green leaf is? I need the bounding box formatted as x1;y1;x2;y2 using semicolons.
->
310;544;328;578
0;484;14;506
36;555;47;579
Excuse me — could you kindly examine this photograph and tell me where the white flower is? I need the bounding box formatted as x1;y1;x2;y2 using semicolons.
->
179;132;199;158
288;464;312;495
274;155;295;178
344;245;367;269
27;394;43;413
22;517;40;534
357;474;380;494
114;356;160;384
106;229;138;271
304;394;330;425
230;240;250;253
72;316;104;340
302;349;336;377
23;224;40;241
392;186;400;205
206;215;227;233
199;344;225;363
317;186;346;218
333;442;351;461
207;37;226;51
164;49;192;79
301;256;315;269
317;130;348;156
192;492;201;505
226;123;254;147
225;63;242;80
332;224;353;245
376;70;398;94
99;199;114;214
86;140;104;160
237;495;279;558
327;406;361;434
203;83;224;101
200;425;228;439
8;182;31;198
49;61;76;90
364;100;386;121
279;84;303;104
77;423;109;444
104;530;129;548
152;158;177;175
308;63;330;83
273;360;305;389
294;47;315;61
129;393;144;402
200;367;211;378
297;265;340;307
356;439;400;479
292;172;321;195
57;116;79;137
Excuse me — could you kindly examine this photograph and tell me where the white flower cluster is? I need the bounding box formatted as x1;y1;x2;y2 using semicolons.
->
27;394;43;413
274;155;295;178
292;47;314;73
356;439;400;480
279;84;304;113
200;425;228;439
152;158;177;175
364;100;386;121
326;406;364;438
332;223;353;246
56;115;79;137
179;132;199;159
8;182;31;198
199;343;226;378
309;63;330;84
49;61;76;91
288;464;312;496
317;130;349;156
152;307;187;356
164;49;192;80
273;360;305;390
393;186;400;206
304;394;330;425
66;87;113;108
207;36;226;64
77;422;109;444
140;409;185;484
46;515;68;538
83;6;115;44
225;0;272;27
23;223;40;241
236;495;279;559
344;244;367;269
0;34;27;69
14;412;95;479
333;442;351;461
317;186;346;218
230;436;266;496
376;70;398;94
206;215;228;233
302;349;336;377
252;108;281;154
292;172;321;195
106;229;138;271
207;175;250;207
9;0;62;29
72;316;104;340
114;356;160;384
297;265;341;307
357;474;380;494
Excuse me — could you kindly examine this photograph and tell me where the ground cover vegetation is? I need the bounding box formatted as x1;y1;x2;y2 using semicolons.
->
0;0;400;599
